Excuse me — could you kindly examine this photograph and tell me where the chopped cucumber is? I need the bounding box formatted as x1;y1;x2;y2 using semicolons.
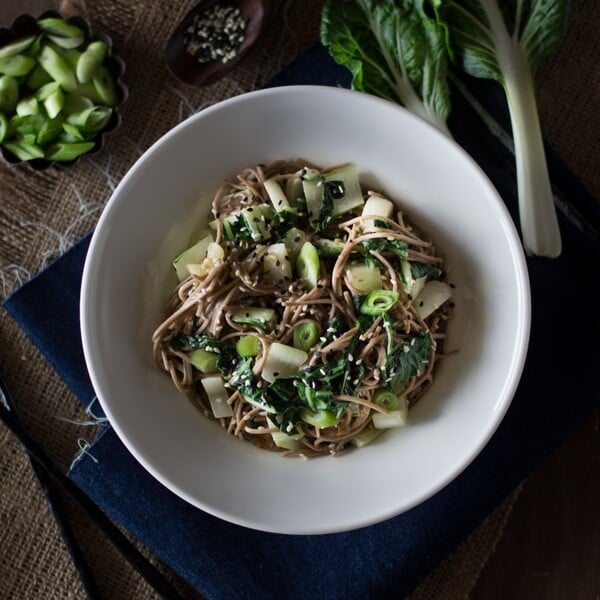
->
296;241;320;289
172;234;212;281
262;342;308;383
187;242;224;277
284;227;308;262
344;262;382;294
263;242;292;285
201;375;233;418
414;281;453;319
315;238;345;257
232;306;277;329
264;178;290;212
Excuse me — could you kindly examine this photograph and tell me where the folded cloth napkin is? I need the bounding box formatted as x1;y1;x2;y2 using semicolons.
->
4;44;600;600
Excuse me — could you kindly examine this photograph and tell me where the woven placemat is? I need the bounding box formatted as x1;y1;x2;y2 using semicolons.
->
1;0;598;598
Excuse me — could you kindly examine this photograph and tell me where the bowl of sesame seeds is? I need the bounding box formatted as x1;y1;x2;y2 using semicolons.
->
165;0;273;87
80;85;530;534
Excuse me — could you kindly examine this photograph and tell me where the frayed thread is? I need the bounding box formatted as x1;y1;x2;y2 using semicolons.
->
69;437;99;470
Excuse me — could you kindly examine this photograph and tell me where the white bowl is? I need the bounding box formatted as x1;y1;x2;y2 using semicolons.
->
81;86;530;534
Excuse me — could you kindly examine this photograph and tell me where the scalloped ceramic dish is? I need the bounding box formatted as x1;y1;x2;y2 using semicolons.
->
81;86;530;534
0;10;127;170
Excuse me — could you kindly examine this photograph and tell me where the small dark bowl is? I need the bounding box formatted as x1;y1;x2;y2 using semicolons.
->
165;0;273;87
0;10;128;171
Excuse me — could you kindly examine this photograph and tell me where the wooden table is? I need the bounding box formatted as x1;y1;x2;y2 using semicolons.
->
1;1;598;599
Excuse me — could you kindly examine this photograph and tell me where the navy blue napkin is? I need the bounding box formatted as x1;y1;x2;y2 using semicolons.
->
4;44;600;600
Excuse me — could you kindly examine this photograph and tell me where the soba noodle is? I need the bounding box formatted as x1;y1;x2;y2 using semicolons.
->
152;160;453;456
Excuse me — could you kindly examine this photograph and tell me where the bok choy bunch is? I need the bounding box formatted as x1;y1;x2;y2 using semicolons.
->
321;0;568;258
438;0;568;257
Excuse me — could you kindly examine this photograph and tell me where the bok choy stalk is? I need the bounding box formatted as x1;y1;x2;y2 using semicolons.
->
320;0;451;135
436;0;568;257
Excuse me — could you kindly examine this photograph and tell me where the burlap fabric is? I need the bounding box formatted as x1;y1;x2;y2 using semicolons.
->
0;1;598;598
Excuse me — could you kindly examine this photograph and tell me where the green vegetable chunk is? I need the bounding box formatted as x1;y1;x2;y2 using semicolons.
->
360;290;399;315
190;349;219;373
0;75;18;112
0;112;7;143
236;335;262;357
0;36;36;59
44;141;94;161
38;44;78;92
299;408;340;428
292;321;319;352
373;388;400;411
296;241;320;289
0;54;36;77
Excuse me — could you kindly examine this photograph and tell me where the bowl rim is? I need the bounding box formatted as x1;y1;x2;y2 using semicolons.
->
80;85;531;534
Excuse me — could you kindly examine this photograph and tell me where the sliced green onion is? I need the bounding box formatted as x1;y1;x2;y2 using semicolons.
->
8;113;44;137
189;349;219;374
67;106;112;132
16;96;39;117
44;141;94;161
44;87;64;119
48;33;85;49
4;140;44;161
296;241;320;289
38;45;78;92
299;408;340;428
360;290;399;315
236;335;261;357
86;41;108;61
0;113;7;143
26;64;53;89
37;18;85;41
36;116;63;145
0;75;19;112
92;65;118;107
0;36;36;59
61;122;85;142
76;47;103;83
0;54;36;77
373;389;400;411
292;320;319;352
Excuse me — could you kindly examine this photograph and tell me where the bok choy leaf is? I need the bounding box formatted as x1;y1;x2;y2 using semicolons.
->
436;0;568;257
320;0;451;134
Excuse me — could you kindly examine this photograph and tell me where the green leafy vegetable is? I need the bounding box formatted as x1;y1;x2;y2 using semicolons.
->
436;0;567;257
170;333;238;375
383;330;432;391
410;261;442;279
321;0;452;133
362;236;408;258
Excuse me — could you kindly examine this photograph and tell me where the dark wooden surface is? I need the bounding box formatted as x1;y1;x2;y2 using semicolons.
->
1;2;598;599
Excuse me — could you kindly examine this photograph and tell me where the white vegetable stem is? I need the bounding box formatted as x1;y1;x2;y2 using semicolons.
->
482;0;561;257
504;48;561;257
